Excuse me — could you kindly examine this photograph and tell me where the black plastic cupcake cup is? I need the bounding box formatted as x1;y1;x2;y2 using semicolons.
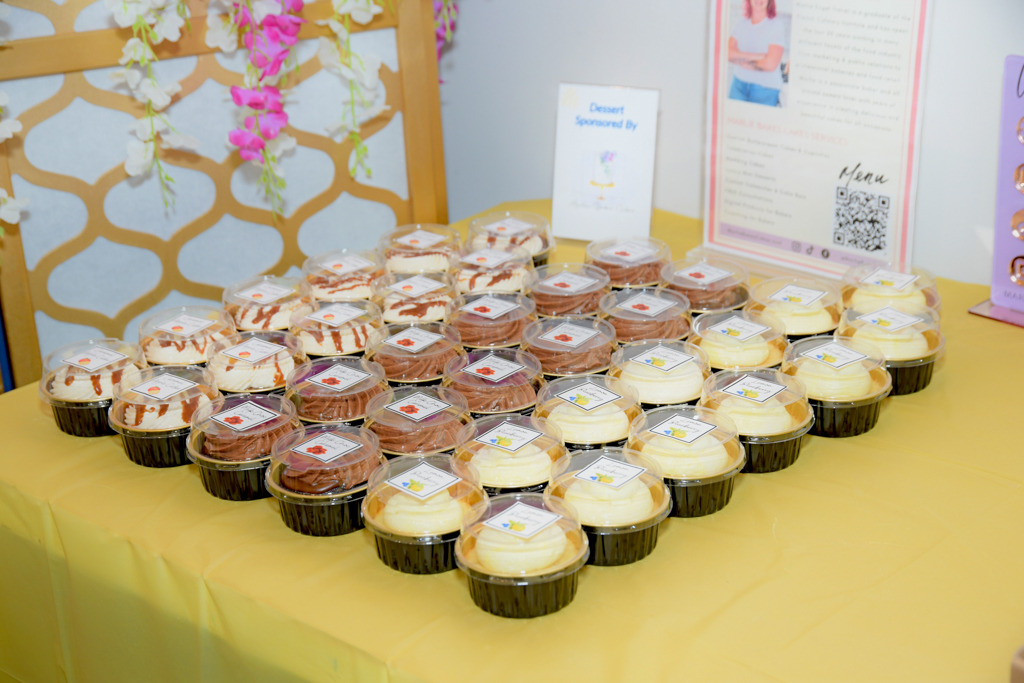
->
307;350;365;359
785;329;838;343
481;482;547;497
387;377;444;388
197;461;270;501
277;490;367;537
371;529;461;574
739;418;813;474
470;405;536;420
532;253;552;268
51;400;114;437
887;360;936;395
563;438;628;452
381;448;455;461
808;398;884;438
583;522;662;566
462;560;585;619
118;427;191;467
665;475;738;518
640;398;699;411
298;416;365;427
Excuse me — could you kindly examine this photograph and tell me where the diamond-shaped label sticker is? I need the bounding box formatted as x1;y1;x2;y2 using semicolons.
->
386;462;461;499
128;373;199;400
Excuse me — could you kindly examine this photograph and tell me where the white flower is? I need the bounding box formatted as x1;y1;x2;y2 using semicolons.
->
265;132;296;157
0;188;29;225
131;115;169;141
318;38;382;90
125;139;155;176
333;0;383;25
119;37;155;66
205;13;238;52
251;0;281;25
109;67;144;90
0;90;8;108
316;17;349;40
135;78;181;110
325;102;389;139
0;118;22;143
152;7;186;44
104;0;152;29
317;37;342;71
161;132;200;150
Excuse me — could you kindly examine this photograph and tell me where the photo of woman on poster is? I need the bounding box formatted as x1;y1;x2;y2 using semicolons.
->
728;0;790;107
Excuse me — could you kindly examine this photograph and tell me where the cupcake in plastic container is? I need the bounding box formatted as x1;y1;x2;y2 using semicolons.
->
39;338;146;437
523;263;610;317
363;385;472;457
186;393;300;501
841;264;942;317
138;306;236;366
545;448;670;566
456;493;588;618
467;210;555;267
302;248;385;301
365;322;465;386
660;255;751;315
453;415;565;496
206;330;307;394
628;406;745;517
379;223;462;273
445;293;537;349
222;275;314;331
373;271;457;324
442;349;544;418
690;310;788;370
362;454;487;574
598;287;691;343
289;300;384;357
585;237;671;288
520;316;617;377
745;277;842;340
532;375;641;451
836;303;944;395
108;364;219;467
284;356;389;425
781;336;891;437
455;244;533;294
699;370;813;473
607;340;710;408
266;424;386;536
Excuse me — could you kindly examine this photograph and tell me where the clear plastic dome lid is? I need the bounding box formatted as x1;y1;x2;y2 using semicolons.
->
598;287;692;342
288;300;384;357
456;492;588;579
607;340;711;405
40;337;146;404
781;335;891;402
284;356;388;422
138;305;236;365
841;263;939;309
533;375;641;446
364;385;472;455
110;364;219;433
206;329;306;393
453;414;565;488
188;392;299;462
222;275;314;331
520;316;618;376
373;271;458;323
454;244;534;294
750;277;841;310
585;237;671;286
691;310;789;369
444;293;537;349
442;349;543;414
362;454;487;540
524;263;611;297
836;302;944;363
268;423;384;496
467;211;554;256
610;339;710;374
699;369;813;437
379;224;462;274
365;322;465;383
301;249;385;301
627;405;745;480
660;255;751;312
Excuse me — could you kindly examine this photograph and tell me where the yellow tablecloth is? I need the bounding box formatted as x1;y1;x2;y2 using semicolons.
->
3;201;1023;683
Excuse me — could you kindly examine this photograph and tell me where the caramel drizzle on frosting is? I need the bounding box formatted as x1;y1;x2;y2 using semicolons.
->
251;306;282;329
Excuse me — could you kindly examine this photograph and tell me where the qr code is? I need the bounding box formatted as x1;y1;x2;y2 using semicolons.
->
833;186;890;252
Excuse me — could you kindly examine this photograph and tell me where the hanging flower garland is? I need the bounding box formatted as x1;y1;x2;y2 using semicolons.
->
434;0;457;62
0;4;29;228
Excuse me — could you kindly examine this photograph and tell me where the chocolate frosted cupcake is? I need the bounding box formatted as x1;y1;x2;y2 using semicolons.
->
523;263;610;317
628;406;745;518
364;455;487;574
373;272;457;324
690;310;788;370
456;493;588;618
782;336;891;437
39;338;146;437
585;237;671;288
533;375;641;451
139;306;236;366
454;415;566;496
598;287;691;343
442;349;544;417
841;264;942;317
266;424;385;536
836;302;944;395
445;293;537;349
699;370;813;473
746;277;842;340
284;356;388;424
186;393;300;500
302;248;385;301
289;300;384;357
661;255;751;314
223;275;314;331
364;385;472;457
109;364;219;467
545;447;670;566
455;244;533;294
607;340;710;408
520;316;617;377
365;322;465;386
467;211;555;267
206;330;307;394
379;223;461;274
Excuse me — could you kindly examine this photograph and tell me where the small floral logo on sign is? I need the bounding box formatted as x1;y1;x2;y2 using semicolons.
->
321;376;342;386
663;427;687;439
171;325;184;332
645;356;666;367
146;386;160;394
398;404;419;414
870;316;891;327
238;351;251;358
615;250;630;257
631;303;650;311
568;394;590;406
474;366;495;376
473;306;491;313
590;472;614;484
396;339;415;347
322;313;336;320
504;519;527;532
816;352;837;363
306;445;327;455
490;436;514;447
554;334;573;342
79;357;91;364
688;271;705;279
553;282;571;289
224;416;244;425
738;388;760;398
724;327;741;337
403;479;425;491
251;293;264;299
782;295;802;303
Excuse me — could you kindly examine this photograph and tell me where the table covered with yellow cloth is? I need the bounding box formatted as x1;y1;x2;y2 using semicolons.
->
2;201;1023;683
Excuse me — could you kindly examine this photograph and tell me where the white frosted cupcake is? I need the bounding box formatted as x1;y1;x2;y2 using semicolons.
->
746;277;842;338
454;244;533;294
289;300;384;356
223;275;315;331
302;249;385;301
373;272;457;324
690;310;788;370
139;306;236;365
532;375;640;449
379;224;461;273
206;330;307;393
607;340;710;407
453;414;565;494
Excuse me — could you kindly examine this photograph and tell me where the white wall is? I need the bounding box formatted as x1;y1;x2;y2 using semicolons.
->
438;0;1024;285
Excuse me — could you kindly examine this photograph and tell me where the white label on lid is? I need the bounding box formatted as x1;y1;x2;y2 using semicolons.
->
800;342;869;370
572;455;646;490
483;501;561;539
554;382;622;412
306;303;365;327
537;323;600;349
128;373;198;400
387;275;446;298
483;217;534;236
472;423;544;453
383;392;453;422
324;254;374;276
394;229;446;248
766;284;827;307
61;346;129;372
859;268;920;291
628;345;696;374
290;433;362;463
457;296;520;320
539;272;598;293
307;365;372;392
856;306;923;332
674;262;733;285
646;415;718;444
210;401;280;431
221;338;286;363
461;355;527;383
156;313;216;337
707;316;771;343
721;376;787;404
382;328;444;353
599;240;659;263
615;293;678;317
236;281;294;304
460;249;514;268
386;462;461;499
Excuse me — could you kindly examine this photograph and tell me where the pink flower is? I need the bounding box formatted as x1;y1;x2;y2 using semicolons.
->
228;128;266;162
230;86;283;112
244;111;289;139
277;0;304;12
232;3;256;29
263;14;305;42
244;28;290;77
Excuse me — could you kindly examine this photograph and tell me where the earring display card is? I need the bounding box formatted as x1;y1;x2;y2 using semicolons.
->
990;56;1024;314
